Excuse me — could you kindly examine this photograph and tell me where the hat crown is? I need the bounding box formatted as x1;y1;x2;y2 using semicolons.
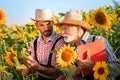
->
63;11;82;21
55;11;91;31
35;8;53;21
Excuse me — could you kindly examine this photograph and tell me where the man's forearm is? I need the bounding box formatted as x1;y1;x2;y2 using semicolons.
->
37;65;59;73
35;65;62;78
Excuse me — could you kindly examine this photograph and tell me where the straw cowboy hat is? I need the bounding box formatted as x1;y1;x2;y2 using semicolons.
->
31;8;53;21
55;11;91;31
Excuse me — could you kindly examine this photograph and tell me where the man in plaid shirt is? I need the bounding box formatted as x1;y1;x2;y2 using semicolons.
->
22;8;66;80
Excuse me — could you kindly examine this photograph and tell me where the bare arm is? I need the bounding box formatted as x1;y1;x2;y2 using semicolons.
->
22;57;62;78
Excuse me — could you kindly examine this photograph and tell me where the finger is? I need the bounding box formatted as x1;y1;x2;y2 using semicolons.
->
28;59;37;64
77;66;82;70
76;58;83;65
86;50;94;64
21;56;26;61
22;57;31;63
22;57;28;64
86;50;90;59
76;57;83;62
26;60;34;68
22;57;31;66
22;59;32;68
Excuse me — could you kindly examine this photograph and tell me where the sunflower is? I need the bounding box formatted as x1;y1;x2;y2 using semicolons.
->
5;48;17;66
0;8;7;24
93;61;109;80
85;13;90;23
11;23;19;31
91;7;111;30
56;44;77;68
53;25;62;34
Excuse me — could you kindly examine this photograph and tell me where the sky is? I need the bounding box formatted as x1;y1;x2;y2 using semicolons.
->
0;0;120;26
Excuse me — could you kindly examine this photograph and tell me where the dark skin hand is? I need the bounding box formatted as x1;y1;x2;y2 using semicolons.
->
72;51;94;78
22;56;62;79
76;50;94;70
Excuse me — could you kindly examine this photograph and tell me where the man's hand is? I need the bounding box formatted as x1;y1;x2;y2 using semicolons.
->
22;56;63;79
76;51;94;70
22;56;44;72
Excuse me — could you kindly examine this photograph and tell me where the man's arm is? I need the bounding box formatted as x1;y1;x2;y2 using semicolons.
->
22;57;62;78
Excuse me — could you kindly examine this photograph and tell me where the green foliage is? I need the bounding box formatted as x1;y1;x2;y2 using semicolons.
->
60;65;76;79
59;12;65;17
0;2;120;79
107;64;118;72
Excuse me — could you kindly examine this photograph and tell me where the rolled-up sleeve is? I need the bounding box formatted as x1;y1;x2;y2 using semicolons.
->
29;40;35;59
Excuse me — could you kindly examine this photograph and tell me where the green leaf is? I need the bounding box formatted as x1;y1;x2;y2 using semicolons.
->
60;65;76;78
58;13;65;17
14;56;27;70
49;50;58;54
13;57;20;66
16;64;27;70
69;42;75;47
35;69;62;79
108;64;118;72
21;52;30;60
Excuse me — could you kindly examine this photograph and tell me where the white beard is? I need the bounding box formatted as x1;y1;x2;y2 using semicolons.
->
62;33;77;43
62;26;78;43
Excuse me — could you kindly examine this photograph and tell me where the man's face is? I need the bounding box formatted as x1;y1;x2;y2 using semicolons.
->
62;24;78;43
36;21;53;37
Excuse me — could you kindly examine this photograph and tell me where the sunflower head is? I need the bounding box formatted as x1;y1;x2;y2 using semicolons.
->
5;48;17;66
93;61;109;80
91;7;111;30
0;8;7;24
56;44;77;68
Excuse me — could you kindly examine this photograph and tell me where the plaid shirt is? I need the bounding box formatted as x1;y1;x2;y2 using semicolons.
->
30;31;64;67
81;31;120;79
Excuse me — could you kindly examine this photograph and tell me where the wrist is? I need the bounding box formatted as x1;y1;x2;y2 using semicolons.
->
36;65;44;72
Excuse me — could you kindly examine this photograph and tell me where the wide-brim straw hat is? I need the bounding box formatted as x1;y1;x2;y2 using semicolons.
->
31;8;53;21
55;11;91;31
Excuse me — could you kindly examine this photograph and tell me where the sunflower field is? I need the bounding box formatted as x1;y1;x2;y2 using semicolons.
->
0;3;120;80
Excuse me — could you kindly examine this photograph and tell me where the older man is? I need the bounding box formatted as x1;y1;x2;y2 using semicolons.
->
55;11;120;80
22;8;66;80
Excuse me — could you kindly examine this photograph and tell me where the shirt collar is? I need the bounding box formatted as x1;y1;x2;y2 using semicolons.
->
81;31;90;44
38;30;56;42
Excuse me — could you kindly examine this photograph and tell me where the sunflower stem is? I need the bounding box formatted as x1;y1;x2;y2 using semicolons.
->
12;67;20;80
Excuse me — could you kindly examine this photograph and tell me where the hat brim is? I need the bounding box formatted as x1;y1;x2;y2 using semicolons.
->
30;18;53;21
55;20;91;31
